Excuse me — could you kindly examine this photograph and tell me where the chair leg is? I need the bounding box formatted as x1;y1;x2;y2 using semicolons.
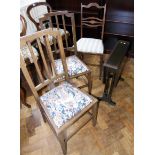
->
87;72;92;94
20;86;31;108
58;132;67;155
78;52;84;60
99;54;104;80
42;112;47;123
92;102;98;127
39;106;47;123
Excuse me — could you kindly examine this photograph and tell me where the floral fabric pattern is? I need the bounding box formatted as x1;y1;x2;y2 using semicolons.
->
40;82;92;128
55;55;89;76
20;45;39;63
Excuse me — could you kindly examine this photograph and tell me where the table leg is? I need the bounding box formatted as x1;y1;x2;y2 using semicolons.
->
98;69;116;106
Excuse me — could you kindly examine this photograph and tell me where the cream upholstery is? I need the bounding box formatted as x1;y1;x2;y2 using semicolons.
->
77;38;104;54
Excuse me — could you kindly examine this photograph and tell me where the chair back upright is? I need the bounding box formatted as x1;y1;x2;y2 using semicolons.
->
39;11;77;55
20;28;69;101
20;15;27;37
81;3;106;40
27;2;52;31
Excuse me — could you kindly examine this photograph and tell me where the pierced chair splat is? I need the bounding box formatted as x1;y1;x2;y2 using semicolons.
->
20;28;99;155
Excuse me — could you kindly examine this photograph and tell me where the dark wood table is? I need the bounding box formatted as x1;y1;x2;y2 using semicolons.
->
99;40;130;105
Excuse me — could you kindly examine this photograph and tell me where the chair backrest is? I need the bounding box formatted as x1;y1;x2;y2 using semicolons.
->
39;11;77;55
27;2;52;31
20;28;69;101
20;15;27;37
81;3;106;40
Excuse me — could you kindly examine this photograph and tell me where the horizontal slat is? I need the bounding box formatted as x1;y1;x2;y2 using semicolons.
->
66;113;92;141
35;79;51;91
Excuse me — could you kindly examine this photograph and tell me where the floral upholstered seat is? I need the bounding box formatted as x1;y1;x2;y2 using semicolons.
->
55;55;89;76
20;45;39;63
77;38;104;54
40;82;92;128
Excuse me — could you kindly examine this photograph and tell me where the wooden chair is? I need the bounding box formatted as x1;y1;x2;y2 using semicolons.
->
20;15;40;108
26;1;69;43
39;11;93;94
77;3;107;79
20;28;98;155
26;2;52;31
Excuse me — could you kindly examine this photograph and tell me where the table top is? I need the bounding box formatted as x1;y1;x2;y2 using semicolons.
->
104;40;130;70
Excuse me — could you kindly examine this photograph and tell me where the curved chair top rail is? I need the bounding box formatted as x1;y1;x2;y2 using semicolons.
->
81;2;107;39
20;15;27;37
81;2;106;9
27;2;52;31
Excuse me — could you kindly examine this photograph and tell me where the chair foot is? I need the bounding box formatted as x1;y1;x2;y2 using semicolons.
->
92;103;98;127
58;133;67;155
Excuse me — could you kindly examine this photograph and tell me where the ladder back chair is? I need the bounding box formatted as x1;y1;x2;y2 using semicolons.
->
39;11;93;94
20;28;98;155
77;3;107;79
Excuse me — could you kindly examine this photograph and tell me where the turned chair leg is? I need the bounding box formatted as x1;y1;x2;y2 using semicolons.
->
92;102;98;127
87;72;92;94
58;132;67;155
99;54;104;80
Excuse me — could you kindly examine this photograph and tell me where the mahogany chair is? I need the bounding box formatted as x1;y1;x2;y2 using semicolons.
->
77;3;107;79
26;2;52;31
26;1;69;43
20;15;27;36
20;28;98;155
39;11;93;94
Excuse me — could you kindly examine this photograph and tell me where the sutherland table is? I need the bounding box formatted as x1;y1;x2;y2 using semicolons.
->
99;40;130;106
